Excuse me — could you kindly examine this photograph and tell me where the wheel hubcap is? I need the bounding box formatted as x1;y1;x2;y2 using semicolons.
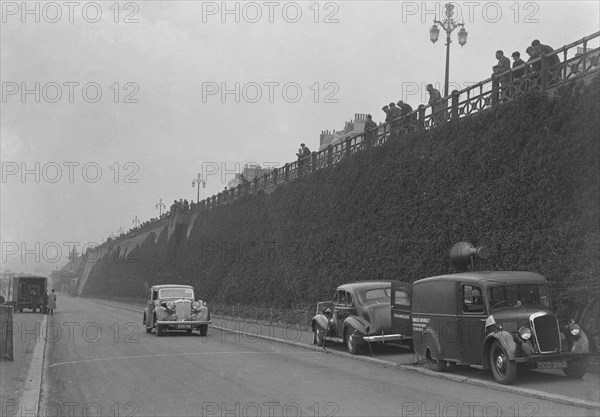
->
495;351;506;375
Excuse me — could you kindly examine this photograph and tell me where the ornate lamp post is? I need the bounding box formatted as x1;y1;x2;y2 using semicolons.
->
192;173;206;204
155;198;166;216
132;216;140;227
429;3;468;97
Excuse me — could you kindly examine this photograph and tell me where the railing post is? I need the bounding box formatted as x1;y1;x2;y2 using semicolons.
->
311;152;317;174
345;137;351;157
417;105;425;130
273;168;278;186
491;75;500;109
451;89;459;120
284;163;289;182
540;52;549;91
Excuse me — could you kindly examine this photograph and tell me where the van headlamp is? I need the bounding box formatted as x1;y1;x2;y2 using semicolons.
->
569;322;581;336
518;326;532;340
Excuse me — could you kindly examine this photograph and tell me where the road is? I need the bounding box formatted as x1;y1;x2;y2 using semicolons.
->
40;296;597;417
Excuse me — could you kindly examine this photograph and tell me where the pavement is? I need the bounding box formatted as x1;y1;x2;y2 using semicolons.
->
0;307;47;417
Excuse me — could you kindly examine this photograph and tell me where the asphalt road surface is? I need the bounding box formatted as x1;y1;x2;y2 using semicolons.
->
40;296;597;417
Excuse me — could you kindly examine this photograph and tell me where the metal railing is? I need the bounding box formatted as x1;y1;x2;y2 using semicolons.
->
192;32;598;213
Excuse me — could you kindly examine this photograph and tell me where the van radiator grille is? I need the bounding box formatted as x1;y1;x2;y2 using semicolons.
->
533;314;560;352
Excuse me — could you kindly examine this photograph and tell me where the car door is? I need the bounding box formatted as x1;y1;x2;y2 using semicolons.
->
333;290;350;337
458;284;487;365
391;282;412;337
147;288;158;326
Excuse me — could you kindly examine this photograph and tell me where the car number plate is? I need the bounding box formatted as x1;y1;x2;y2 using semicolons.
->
537;360;567;369
176;324;192;329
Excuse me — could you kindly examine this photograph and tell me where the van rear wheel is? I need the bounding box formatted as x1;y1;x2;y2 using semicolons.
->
426;347;447;372
490;341;517;384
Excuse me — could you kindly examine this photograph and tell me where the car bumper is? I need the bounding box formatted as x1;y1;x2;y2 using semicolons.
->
514;351;588;363
362;333;411;342
156;320;211;329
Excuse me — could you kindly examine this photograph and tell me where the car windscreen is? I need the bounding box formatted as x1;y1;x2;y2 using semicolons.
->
159;288;194;299
489;284;550;310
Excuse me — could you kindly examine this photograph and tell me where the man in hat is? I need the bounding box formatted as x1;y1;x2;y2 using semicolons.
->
388;102;402;140
511;51;527;79
364;114;378;145
426;84;444;125
531;39;561;84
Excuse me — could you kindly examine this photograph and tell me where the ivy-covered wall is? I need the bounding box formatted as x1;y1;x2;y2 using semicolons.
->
83;78;599;315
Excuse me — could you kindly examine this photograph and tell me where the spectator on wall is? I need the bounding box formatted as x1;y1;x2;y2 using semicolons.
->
364;114;378;144
531;39;562;84
493;50;511;99
426;84;444;125
388;102;402;140
511;51;527;78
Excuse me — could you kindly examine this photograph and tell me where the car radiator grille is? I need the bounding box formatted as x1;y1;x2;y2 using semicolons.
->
175;300;191;320
533;314;560;353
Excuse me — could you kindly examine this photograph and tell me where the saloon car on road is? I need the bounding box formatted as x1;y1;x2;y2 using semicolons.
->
143;284;211;336
311;281;412;354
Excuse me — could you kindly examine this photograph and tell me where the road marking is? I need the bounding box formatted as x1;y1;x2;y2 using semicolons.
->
48;350;309;368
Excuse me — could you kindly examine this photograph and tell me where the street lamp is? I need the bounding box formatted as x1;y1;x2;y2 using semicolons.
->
429;3;467;97
192;173;206;204
132;216;140;228
155;198;166;216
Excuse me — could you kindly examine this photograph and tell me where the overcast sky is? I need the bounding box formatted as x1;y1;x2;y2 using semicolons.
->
1;0;599;273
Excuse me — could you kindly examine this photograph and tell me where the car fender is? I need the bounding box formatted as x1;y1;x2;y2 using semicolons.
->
343;316;369;336
155;306;170;321
484;331;518;363
312;314;329;332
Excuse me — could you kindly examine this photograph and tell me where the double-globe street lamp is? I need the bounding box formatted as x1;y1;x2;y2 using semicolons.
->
155;198;166;216
192;173;206;204
429;3;468;97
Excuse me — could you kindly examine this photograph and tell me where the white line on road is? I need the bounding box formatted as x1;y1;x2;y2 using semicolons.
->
48;350;309;368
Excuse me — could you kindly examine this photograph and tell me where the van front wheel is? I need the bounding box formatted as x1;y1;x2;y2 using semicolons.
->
490;341;517;384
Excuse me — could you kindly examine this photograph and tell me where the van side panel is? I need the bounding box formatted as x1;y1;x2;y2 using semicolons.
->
412;279;458;358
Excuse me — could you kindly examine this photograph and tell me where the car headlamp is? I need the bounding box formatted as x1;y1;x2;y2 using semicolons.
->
166;301;175;310
172;314;177;320
518;326;532;340
568;322;581;336
192;301;200;310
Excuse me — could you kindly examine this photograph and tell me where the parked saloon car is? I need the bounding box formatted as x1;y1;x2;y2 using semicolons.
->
412;242;593;385
143;285;211;336
311;281;412;354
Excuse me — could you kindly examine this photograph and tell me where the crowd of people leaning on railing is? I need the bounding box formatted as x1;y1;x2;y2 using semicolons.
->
99;34;596;248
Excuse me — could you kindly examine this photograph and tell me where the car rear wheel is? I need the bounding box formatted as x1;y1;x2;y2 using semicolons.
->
199;324;208;337
563;355;589;379
345;329;362;355
143;315;152;333
156;324;164;337
490;341;517;384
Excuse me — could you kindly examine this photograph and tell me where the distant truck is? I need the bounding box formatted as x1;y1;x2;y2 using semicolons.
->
7;276;47;313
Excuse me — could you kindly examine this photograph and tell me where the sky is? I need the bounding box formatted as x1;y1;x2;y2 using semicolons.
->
1;0;599;274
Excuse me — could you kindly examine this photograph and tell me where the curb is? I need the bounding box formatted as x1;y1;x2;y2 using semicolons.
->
21;314;48;417
94;300;600;411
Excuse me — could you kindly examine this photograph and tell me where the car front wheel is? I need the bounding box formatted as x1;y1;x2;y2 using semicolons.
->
199;324;208;337
490;341;517;384
563;355;589;379
156;324;164;337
